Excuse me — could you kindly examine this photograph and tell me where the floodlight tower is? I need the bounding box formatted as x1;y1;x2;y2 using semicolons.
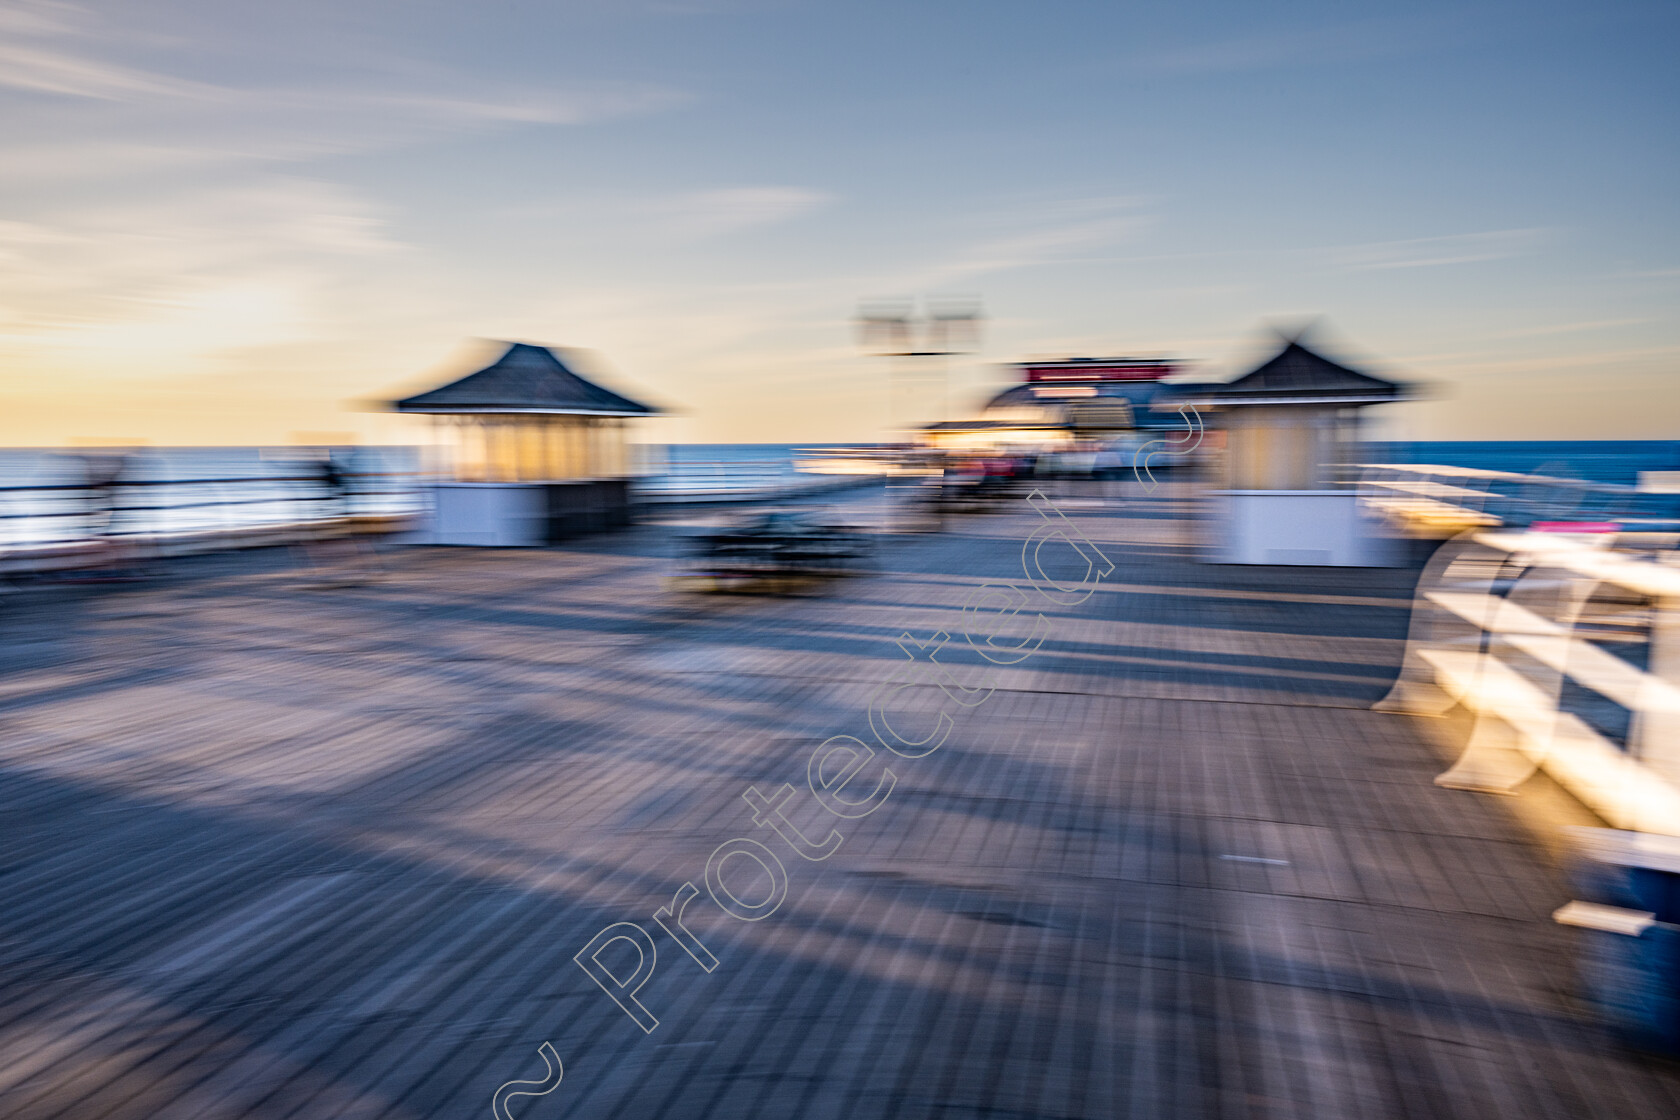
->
856;296;982;442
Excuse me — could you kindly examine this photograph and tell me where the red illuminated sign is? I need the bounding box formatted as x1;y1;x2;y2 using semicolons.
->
1022;360;1176;383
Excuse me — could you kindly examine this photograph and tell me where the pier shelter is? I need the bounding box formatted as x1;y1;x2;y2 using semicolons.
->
394;342;659;545
918;358;1187;453
1176;339;1409;566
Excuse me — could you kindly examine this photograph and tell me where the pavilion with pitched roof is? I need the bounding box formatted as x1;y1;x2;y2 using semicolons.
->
395;342;658;484
1169;334;1413;566
1175;338;1406;492
393;342;660;544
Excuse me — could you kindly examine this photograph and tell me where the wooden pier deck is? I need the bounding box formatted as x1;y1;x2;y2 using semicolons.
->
2;491;1677;1119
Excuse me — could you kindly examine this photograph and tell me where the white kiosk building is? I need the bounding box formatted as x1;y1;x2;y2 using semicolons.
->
395;342;659;546
1177;338;1410;566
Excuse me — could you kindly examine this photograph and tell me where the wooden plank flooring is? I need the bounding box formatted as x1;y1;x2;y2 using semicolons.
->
2;489;1677;1119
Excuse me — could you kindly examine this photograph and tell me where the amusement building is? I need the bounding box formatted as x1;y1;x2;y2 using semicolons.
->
915;357;1195;455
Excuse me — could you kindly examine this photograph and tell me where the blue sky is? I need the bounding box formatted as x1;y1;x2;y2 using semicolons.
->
1;0;1676;444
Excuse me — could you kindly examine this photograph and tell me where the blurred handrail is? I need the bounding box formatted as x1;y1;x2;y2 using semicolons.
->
1357;462;1678;535
0;470;417;491
0;469;425;552
1375;527;1680;836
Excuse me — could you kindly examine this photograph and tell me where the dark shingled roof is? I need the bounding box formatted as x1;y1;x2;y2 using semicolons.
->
1170;340;1407;404
394;342;657;415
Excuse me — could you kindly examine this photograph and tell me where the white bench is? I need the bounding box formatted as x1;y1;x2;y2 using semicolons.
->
1377;529;1680;836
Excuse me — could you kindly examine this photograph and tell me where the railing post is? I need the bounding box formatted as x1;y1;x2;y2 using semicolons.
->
1373;529;1500;716
1635;587;1680;790
1434;552;1601;795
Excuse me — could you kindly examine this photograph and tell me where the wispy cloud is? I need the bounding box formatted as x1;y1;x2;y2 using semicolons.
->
0;177;406;352
0;0;686;169
0;81;688;182
1485;317;1649;340
0;1;218;100
0;0;695;387
1415;344;1680;379
489;185;834;250
1144;12;1469;76
1142;7;1485;78
359;85;684;127
1327;228;1548;271
911;197;1149;288
642;187;833;240
0;40;219;100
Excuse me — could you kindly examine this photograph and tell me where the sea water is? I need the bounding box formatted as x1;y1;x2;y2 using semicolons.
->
4;440;1677;547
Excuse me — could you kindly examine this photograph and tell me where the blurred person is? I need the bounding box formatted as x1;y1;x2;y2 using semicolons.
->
317;449;348;519
82;454;124;534
300;448;380;585
1093;445;1123;500
74;452;147;580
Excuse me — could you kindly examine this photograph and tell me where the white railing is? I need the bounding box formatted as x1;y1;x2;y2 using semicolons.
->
1376;528;1680;835
634;460;799;495
1357;464;1507;535
1356;462;1678;537
0;471;423;574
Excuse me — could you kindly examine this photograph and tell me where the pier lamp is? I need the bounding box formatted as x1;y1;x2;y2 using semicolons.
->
856;296;983;438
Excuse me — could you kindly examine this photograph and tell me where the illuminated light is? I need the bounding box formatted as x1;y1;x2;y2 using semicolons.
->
1021;360;1176;383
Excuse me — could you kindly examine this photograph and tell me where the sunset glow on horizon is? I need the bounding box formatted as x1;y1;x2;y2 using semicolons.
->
2;0;1677;447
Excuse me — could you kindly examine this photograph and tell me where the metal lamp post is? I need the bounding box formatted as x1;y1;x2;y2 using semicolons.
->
856;297;982;442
